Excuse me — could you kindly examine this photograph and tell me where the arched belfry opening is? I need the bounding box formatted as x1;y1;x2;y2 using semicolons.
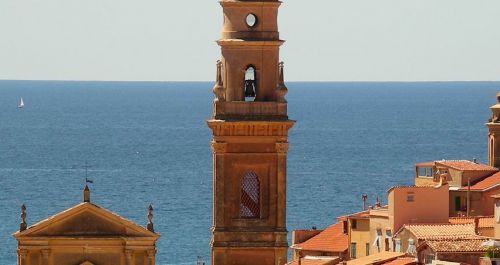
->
244;66;256;101
240;172;260;218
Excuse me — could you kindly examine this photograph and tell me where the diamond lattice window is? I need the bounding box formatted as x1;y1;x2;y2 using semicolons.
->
240;172;260;218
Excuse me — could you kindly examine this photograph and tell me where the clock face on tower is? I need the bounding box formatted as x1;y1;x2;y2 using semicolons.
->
246;13;257;27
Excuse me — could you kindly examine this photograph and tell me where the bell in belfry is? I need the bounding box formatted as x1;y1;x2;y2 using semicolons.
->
244;79;256;98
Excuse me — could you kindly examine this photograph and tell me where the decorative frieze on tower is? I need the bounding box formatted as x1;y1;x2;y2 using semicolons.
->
487;92;500;168
208;1;294;265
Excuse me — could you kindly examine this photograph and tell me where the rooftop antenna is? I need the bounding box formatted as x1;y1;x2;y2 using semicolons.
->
83;161;93;202
197;256;205;265
84;161;93;185
362;194;368;210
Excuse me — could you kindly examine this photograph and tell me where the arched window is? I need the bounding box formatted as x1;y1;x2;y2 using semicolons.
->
240;172;260;218
244;66;256;100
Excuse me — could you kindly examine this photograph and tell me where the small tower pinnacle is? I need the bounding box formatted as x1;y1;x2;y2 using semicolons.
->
20;204;27;232
147;204;154;232
487;92;500;168
83;185;90;203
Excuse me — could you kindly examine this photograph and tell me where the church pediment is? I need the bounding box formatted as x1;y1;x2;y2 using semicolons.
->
14;203;158;239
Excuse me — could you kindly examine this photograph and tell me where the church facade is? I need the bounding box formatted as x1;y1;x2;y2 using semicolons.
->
13;187;159;265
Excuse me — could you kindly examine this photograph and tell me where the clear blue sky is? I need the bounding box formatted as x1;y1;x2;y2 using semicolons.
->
1;0;499;81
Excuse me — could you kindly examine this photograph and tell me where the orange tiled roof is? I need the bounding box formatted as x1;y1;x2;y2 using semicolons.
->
291;222;348;253
449;216;494;228
346;252;406;265
287;256;339;265
415;161;434;167
341;210;370;219
402;223;477;240
461;172;500;191
382;257;417;265
436;160;497;172
424;239;488;253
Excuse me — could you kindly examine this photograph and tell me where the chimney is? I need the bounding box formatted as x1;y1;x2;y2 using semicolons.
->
473;217;479;235
473;158;477;164
375;196;381;208
83;185;90;202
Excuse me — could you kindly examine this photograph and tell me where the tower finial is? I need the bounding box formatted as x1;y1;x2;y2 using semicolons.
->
276;61;288;103
147;204;154;232
213;60;225;102
20;204;27;232
83;185;90;202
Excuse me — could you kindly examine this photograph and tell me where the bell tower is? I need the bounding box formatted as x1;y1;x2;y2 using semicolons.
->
487;92;500;168
208;1;293;265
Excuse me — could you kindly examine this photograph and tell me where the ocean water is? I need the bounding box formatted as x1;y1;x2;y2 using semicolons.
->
0;80;498;264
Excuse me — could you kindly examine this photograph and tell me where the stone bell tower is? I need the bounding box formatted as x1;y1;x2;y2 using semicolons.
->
207;1;294;265
487;92;500;168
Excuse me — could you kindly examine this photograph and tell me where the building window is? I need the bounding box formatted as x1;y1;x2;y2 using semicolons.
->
351;243;357;259
373;229;382;252
394;239;401;252
425;254;435;264
240;172;260;218
244;66;256;100
406;192;415;202
454;196;466;212
352;219;358;229
418;167;433;177
343;220;348;234
365;243;370;256
385;230;391;251
407;239;417;255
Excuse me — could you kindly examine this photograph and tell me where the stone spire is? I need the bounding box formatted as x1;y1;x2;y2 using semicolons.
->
83;185;90;203
147;204;154;232
20;204;27;232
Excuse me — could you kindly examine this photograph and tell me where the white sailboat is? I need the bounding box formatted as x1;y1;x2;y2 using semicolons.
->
18;97;24;108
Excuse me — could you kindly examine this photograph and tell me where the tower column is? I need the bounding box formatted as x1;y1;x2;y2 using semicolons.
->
41;249;50;265
125;250;134;265
18;249;27;265
276;142;288;229
212;141;227;229
147;250;156;265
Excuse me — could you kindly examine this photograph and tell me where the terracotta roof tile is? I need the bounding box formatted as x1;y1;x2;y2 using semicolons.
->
424;239;488;253
449;217;494;228
292;222;348;253
382;257;417;265
403;223;477;240
479;217;495;228
342;210;370;219
287;256;339;265
435;160;497;172
462;172;500;191
346;252;406;265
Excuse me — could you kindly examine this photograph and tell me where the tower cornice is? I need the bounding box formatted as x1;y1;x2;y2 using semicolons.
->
217;39;284;48
220;1;282;7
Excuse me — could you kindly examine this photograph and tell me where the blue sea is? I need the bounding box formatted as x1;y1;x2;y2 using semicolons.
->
0;81;499;264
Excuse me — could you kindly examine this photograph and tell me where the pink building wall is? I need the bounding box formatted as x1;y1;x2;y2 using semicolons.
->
389;184;449;232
